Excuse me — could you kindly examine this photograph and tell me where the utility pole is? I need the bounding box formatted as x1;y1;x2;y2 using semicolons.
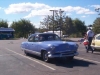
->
46;15;49;32
59;9;64;38
50;10;58;33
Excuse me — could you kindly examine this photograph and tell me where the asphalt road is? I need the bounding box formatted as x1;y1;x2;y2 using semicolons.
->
0;39;100;75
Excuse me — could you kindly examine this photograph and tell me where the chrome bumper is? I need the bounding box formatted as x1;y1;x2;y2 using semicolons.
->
48;52;79;58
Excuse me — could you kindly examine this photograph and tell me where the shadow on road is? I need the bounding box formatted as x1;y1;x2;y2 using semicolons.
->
48;58;96;68
28;54;96;68
93;52;100;55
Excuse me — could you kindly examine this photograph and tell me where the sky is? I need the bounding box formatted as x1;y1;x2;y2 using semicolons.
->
0;0;100;28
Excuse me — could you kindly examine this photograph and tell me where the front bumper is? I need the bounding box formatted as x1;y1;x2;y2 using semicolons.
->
48;52;79;58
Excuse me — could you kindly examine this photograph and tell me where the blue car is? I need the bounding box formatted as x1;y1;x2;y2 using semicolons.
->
21;33;79;62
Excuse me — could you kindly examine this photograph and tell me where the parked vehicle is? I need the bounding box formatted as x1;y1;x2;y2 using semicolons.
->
91;34;100;51
21;33;79;62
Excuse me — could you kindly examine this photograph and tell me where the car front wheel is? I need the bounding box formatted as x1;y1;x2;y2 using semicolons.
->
68;56;74;60
42;51;49;62
24;50;30;56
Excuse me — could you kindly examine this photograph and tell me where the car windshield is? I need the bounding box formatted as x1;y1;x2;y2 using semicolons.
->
39;34;61;41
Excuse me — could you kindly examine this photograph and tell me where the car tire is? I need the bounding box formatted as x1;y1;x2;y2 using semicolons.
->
42;51;49;62
92;47;96;51
68;56;74;60
24;50;29;56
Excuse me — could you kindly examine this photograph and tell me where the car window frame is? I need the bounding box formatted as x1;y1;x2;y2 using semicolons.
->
34;34;39;42
95;34;100;40
28;35;34;42
39;34;61;41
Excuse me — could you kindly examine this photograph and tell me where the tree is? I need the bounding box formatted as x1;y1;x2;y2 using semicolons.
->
40;15;54;32
63;16;75;36
0;19;8;28
40;11;87;37
92;17;100;34
10;19;35;38
73;18;87;37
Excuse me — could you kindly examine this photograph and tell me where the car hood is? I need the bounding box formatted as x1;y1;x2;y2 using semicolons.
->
41;41;78;51
41;41;76;46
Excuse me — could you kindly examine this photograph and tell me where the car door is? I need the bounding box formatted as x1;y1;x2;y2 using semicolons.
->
31;35;41;56
27;35;35;52
94;34;100;49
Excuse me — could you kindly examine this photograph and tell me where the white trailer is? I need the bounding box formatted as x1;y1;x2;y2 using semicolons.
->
44;31;63;37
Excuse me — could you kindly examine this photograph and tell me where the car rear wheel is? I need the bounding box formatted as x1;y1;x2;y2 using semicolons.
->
42;51;49;62
92;47;96;51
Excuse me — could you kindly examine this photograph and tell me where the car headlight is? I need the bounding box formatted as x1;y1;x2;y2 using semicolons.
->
50;46;55;50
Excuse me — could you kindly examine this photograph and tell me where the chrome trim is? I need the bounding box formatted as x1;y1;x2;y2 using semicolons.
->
21;47;79;58
21;47;41;56
55;50;76;53
48;52;79;58
91;45;100;49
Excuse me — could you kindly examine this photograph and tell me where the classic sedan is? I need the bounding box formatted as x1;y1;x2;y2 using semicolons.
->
21;33;79;62
91;33;100;51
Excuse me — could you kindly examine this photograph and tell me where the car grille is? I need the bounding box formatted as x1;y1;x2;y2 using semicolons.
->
62;51;75;55
54;51;76;55
55;44;76;52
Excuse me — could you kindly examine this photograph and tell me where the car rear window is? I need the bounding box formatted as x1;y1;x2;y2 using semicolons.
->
39;34;61;41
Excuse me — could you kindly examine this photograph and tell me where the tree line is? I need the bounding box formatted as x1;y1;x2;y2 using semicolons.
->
40;15;87;37
0;19;35;38
0;15;100;38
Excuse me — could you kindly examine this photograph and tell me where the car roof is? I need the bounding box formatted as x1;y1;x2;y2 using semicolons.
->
31;33;56;36
95;33;100;36
0;27;15;31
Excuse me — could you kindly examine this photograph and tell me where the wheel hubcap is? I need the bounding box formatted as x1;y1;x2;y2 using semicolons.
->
43;52;48;61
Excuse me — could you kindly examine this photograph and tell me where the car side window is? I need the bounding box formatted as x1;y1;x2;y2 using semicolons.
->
48;36;53;40
28;36;34;42
55;35;60;40
34;36;39;42
96;35;100;40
